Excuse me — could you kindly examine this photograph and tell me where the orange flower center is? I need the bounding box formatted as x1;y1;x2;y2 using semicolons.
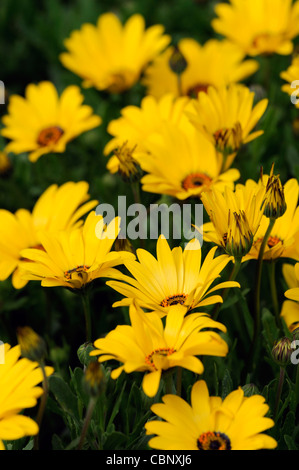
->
145;347;176;370
182;173;212;190
160;293;188;308
187;83;210;98
64;265;90;280
197;431;231;450
37;126;64;147
256;236;282;249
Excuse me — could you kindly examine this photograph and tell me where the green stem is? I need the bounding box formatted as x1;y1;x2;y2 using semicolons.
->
33;362;48;451
81;290;92;343
176;367;182;397
77;397;96;450
212;257;242;321
250;218;276;370
273;366;285;422
268;260;283;332
177;73;183;96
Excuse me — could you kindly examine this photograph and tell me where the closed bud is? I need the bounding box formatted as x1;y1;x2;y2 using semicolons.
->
242;383;260;397
16;326;47;363
169;46;188;75
77;342;96;367
113;141;143;183
114;237;136;255
224;210;254;259
83;361;106;397
271;337;292;366
262;163;287;220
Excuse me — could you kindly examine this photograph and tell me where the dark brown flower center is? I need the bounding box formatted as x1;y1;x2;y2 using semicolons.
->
37;126;64;147
197;431;231;450
145;347;176;370
187;83;210;98
182;173;212;190
64;265;90;280
160;293;188;308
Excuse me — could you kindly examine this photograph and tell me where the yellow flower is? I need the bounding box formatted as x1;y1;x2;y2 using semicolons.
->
0;181;98;289
0;343;53;451
242;177;299;261
284;263;299;303
262;164;287;219
281;264;299;331
106;235;239;315
19;211;134;290
188;84;268;170
142;38;258;99
104;94;190;175
90;303;228;397
200;182;267;259
60;13;170;93
281;55;299;108
145;380;277;450
1;82;102;162
212;0;299;57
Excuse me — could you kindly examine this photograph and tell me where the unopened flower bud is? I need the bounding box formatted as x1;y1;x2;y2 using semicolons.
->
271;337;292;366
77;342;96;367
242;383;260;397
113;142;143;183
262;164;287;220
16;326;47;363
224;210;254;258
83;361;106;397
169;46;188;75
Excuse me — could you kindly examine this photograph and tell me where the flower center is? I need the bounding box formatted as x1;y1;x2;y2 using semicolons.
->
64;265;90;281
37;126;64;147
160;293;188;308
182;173;212;190
197;431;231;450
213;123;242;153
145;347;176;370
187;83;210;98
256;236;282;249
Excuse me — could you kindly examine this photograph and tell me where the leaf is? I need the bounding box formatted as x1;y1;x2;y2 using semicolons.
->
221;369;233;399
284;435;298;450
103;431;129;450
49;374;79;421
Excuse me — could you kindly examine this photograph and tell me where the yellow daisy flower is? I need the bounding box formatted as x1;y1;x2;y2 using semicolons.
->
281;263;299;331
145;380;277;450
188;84;268;170
200;181;267;260
242;177;299;261
60;13;170;93
19;211;134;290
90;303;228;398
0;343;53;451
106;235;239;315
135;120;240;200
1;81;102;162
104;94;190;175
0;181;98;289
142;38;258;99
212;0;299;57
284;263;299;302
281;55;299;108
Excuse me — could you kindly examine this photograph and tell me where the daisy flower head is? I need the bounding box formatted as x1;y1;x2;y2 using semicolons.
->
188;84;268;171
1;82;102;162
281;55;299;108
90;302;228;398
19;211;134;290
0;181;98;289
60;13;171;94
212;0;299;57
142;38;259;99
145;380;277;450
106;235;240;315
0;343;53;450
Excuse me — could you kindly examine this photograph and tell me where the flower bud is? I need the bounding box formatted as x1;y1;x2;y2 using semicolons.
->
169;46;188;75
16;326;47;363
114;237;136;255
271;337;292;366
83;361;106;397
224;210;254;259
242;383;260;397
262;164;287;219
77;342;96;367
113;142;143;183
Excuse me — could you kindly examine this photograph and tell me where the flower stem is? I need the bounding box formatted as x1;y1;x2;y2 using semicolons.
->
250;218;275;370
77;397;96;450
81;290;92;343
212;257;242;321
33;362;49;450
268;260;283;332
273;366;285;422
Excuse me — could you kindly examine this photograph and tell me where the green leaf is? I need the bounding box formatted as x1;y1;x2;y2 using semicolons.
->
49;374;79;421
284;435;298;450
103;431;129;450
221;369;233;399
